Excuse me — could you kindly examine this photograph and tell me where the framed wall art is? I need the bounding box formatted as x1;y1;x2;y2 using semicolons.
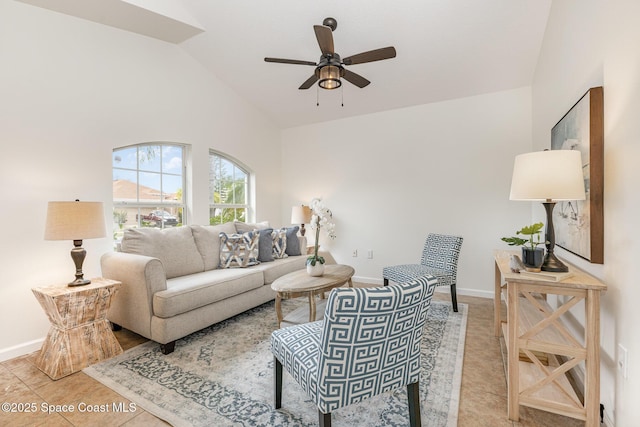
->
551;86;603;264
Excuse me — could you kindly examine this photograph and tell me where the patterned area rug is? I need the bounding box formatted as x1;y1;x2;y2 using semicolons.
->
85;299;467;427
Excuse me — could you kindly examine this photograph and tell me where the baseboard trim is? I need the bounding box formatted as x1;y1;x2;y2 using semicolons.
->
0;338;44;362
352;275;494;299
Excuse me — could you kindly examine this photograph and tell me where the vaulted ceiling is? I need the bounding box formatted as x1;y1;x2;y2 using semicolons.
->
18;0;552;129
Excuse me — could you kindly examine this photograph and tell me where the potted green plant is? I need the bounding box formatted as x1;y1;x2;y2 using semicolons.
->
501;222;546;272
306;198;336;276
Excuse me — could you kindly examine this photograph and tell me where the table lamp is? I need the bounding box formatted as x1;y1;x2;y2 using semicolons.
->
291;205;312;236
45;200;107;286
509;150;586;272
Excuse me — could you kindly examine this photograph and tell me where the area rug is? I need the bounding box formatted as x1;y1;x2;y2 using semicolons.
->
85;299;467;427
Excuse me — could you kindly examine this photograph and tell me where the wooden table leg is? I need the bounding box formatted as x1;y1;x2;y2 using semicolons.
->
507;281;520;421
275;293;283;328
494;261;502;337
585;289;600;427
309;292;316;322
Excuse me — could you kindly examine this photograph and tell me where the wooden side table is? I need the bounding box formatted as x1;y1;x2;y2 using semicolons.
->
494;250;607;426
32;278;123;380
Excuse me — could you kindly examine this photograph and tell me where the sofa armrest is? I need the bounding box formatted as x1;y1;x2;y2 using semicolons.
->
100;251;167;340
318;250;336;265
297;235;308;253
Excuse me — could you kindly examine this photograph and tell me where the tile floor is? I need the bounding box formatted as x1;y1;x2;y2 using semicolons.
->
1;291;594;426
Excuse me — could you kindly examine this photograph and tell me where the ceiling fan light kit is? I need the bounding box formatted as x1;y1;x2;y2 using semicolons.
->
264;17;396;95
317;61;343;90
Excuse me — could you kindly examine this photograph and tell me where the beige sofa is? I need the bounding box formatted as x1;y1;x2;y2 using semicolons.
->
101;222;331;354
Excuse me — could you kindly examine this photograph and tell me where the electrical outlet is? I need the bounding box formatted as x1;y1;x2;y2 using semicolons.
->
367;250;373;259
352;249;358;257
618;343;628;379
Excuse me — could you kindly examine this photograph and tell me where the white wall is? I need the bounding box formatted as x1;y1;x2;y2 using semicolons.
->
0;1;282;360
281;87;533;296
533;0;640;425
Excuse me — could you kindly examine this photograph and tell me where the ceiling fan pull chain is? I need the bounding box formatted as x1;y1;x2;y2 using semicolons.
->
317;85;320;106
341;85;344;107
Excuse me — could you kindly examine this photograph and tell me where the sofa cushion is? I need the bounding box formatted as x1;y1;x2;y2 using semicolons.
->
191;223;236;271
234;220;270;233
120;227;204;279
220;231;260;268
154;269;264;318
253;255;308;285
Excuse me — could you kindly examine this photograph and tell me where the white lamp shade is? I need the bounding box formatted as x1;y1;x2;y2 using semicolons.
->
509;150;586;201
291;205;312;224
45;201;106;240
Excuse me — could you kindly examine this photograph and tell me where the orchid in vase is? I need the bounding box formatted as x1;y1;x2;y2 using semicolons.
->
306;198;336;274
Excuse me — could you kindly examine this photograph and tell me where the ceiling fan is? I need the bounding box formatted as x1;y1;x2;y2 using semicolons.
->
264;17;396;90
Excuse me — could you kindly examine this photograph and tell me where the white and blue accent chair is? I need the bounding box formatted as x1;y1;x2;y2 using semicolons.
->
383;233;463;312
270;276;438;427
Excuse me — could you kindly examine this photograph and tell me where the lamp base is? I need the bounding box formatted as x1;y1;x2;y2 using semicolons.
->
541;201;569;273
68;278;92;287
541;250;569;272
68;240;91;287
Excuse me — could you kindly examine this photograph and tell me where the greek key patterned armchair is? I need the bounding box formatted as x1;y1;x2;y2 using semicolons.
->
383;233;463;312
270;276;438;427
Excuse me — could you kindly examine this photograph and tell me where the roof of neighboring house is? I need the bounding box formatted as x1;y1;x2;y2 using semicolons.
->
113;179;176;202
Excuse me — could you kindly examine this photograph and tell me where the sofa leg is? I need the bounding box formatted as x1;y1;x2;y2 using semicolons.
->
450;284;458;312
274;357;283;409
110;322;122;331
160;341;175;355
383;278;389;286
407;381;421;427
319;411;331;427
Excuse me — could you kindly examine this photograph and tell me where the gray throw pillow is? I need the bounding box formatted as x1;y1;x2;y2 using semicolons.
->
284;226;300;256
258;228;274;262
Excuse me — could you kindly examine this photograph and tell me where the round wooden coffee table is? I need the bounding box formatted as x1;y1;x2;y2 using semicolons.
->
271;264;355;327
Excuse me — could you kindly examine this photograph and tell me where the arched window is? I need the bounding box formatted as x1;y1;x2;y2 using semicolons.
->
112;143;186;240
209;150;251;225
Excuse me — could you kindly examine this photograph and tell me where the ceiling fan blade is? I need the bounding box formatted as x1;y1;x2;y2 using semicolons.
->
313;25;334;55
299;74;319;90
265;57;317;66
343;69;370;88
343;46;396;65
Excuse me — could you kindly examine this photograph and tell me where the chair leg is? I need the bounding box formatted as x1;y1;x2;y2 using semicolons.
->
407;381;421;427
450;284;458;312
274;357;282;409
319;411;332;427
383;278;389;286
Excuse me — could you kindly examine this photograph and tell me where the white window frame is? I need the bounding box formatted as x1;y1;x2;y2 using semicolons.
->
209;149;252;225
112;142;187;235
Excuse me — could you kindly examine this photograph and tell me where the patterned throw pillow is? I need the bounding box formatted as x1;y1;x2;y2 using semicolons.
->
272;229;288;259
219;231;260;268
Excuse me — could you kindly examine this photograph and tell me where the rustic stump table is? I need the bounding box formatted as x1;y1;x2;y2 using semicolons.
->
32;278;123;380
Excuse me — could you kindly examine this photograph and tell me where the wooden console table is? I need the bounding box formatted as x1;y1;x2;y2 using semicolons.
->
493;250;606;426
32;278;123;380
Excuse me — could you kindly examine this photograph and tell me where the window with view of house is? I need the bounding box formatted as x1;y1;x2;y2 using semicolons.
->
112;143;186;241
209;150;251;225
